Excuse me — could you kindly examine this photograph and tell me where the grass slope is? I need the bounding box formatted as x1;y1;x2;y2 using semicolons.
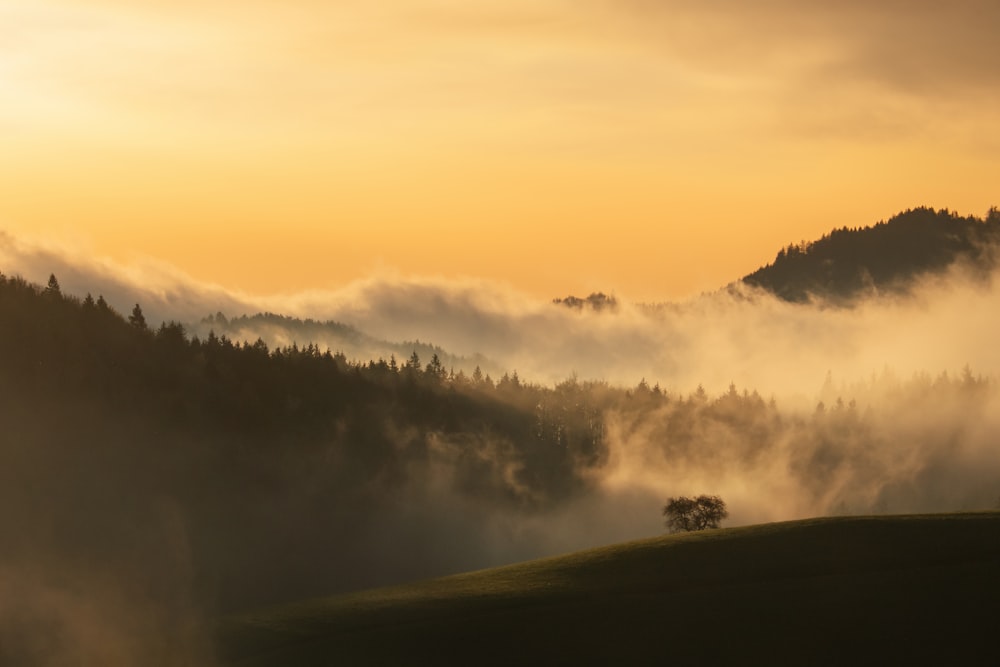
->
217;513;1000;665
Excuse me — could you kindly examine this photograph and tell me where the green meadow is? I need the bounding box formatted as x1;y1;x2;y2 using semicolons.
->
218;512;1000;665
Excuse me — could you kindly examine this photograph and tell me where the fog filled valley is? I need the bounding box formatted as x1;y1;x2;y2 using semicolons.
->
3;208;1000;663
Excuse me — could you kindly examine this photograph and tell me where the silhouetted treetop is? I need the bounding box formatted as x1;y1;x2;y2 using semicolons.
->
129;303;148;331
44;273;61;297
742;207;1000;303
663;495;728;532
553;292;618;311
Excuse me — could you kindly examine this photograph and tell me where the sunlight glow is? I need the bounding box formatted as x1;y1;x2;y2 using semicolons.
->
1;0;998;300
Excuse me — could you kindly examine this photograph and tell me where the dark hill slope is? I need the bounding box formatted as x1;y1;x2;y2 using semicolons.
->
218;513;1000;666
743;207;1000;302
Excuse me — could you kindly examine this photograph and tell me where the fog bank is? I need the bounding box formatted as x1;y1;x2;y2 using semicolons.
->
5;229;1000;401
4;233;1000;664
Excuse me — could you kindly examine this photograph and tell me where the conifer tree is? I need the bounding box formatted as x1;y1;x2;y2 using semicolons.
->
406;351;421;372
425;353;445;380
44;273;61;296
129;303;148;331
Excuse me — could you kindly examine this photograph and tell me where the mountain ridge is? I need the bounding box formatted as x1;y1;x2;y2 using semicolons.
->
740;206;1000;303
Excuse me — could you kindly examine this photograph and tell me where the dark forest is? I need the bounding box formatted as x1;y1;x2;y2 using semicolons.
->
3;211;1000;661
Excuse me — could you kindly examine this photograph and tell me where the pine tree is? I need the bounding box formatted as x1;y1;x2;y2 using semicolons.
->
129;303;148;331
406;351;421;372
424;353;445;380
44;274;61;297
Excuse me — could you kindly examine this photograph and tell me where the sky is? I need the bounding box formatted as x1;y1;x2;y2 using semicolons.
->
2;0;998;301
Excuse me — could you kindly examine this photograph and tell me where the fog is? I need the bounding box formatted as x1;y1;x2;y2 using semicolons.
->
5;229;1000;398
0;230;258;326
267;265;1000;401
0;400;214;666
604;372;1000;523
3;229;1000;662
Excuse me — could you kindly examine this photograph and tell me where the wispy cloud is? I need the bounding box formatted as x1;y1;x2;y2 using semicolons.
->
0;230;256;324
590;0;1000;144
5;227;1000;399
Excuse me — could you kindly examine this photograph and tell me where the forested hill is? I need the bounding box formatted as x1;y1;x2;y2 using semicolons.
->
0;270;612;613
3;251;999;661
192;311;489;378
742;207;1000;303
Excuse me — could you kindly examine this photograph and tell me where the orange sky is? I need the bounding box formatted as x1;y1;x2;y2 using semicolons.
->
2;0;998;301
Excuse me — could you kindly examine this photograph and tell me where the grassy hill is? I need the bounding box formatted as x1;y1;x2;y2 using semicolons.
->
216;513;1000;665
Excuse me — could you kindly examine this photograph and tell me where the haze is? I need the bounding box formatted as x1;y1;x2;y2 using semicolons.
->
4;229;999;398
4;249;1000;664
3;1;999;300
2;3;1000;663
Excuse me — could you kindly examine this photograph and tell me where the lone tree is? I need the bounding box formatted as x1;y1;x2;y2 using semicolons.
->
663;495;728;533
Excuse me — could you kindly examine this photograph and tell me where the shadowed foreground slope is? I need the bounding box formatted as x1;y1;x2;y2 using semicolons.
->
218;513;1000;666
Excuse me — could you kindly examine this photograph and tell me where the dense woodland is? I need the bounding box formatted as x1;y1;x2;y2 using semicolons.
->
3;211;1000;661
742;207;1000;302
0;271;623;614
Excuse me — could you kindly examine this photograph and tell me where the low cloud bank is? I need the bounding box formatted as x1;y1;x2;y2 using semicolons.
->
4;228;1000;400
0;230;257;325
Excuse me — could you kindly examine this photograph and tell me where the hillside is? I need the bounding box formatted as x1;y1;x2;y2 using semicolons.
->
742;207;1000;302
0;272;615;615
4;232;1000;664
191;311;497;378
218;513;1000;666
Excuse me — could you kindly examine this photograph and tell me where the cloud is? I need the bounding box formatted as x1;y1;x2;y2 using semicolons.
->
0;229;256;325
17;0;997;150
595;371;1000;528
591;0;1000;143
0;560;211;667
5;226;1000;399
607;1;1000;91
267;266;1000;403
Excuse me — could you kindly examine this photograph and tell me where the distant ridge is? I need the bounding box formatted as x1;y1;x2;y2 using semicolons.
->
742;206;1000;302
192;310;494;374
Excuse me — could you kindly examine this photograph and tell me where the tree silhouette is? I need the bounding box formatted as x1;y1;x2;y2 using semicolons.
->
44;273;61;296
128;303;148;331
406;351;421;372
663;495;728;532
424;353;446;381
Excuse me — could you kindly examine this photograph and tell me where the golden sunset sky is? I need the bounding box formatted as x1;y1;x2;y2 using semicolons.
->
2;0;998;301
